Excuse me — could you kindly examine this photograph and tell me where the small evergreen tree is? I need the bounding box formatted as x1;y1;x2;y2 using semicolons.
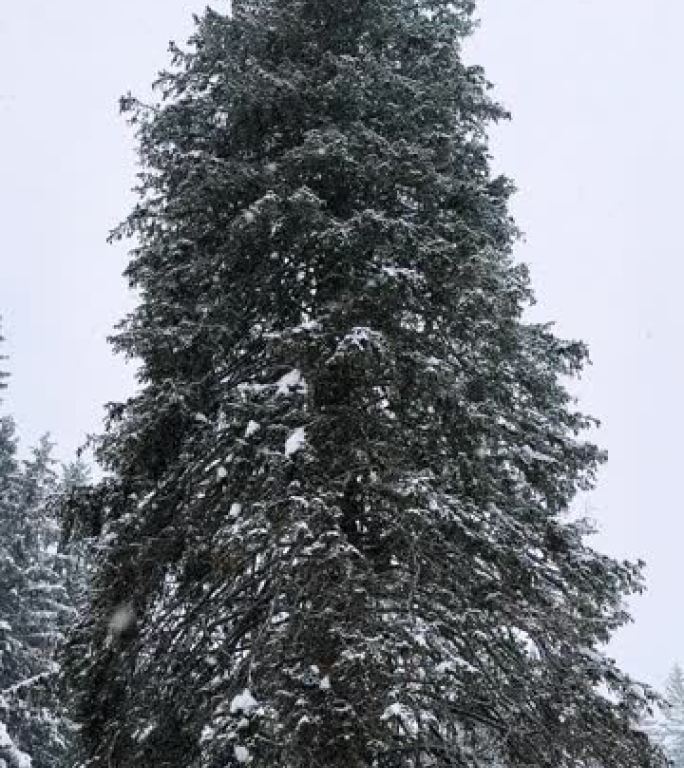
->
65;3;665;767
16;438;76;768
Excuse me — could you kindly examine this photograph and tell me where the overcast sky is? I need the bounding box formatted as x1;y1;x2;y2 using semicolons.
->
0;1;680;687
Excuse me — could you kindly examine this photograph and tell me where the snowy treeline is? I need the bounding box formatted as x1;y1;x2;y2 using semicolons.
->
0;339;89;768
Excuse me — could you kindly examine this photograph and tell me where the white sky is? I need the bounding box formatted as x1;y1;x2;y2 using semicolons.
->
0;1;679;687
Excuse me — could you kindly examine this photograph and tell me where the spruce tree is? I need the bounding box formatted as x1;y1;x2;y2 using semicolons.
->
16;438;76;768
65;2;665;767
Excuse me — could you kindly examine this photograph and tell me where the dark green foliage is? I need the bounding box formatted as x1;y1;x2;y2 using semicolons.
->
65;3;665;767
58;461;93;603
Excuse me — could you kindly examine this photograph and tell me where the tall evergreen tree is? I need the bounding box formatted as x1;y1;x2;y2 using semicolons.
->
65;2;664;767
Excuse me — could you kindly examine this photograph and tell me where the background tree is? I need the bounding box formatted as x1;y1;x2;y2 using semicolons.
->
65;2;665;767
0;328;76;768
646;664;684;767
0;324;31;768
